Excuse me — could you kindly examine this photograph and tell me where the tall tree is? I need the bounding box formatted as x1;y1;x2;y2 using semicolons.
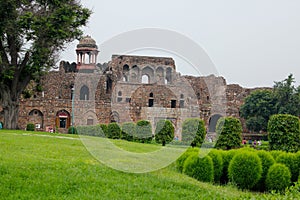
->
0;0;91;129
273;74;300;116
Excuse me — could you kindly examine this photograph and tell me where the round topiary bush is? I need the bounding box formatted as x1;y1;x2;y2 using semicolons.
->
220;149;238;184
26;123;35;131
268;114;300;153
181;118;206;147
215;117;242;150
266;163;291;192
135;120;152;143
99;124;108;137
68;126;78;134
276;152;299;182
254;150;275;191
208;149;223;183
176;147;199;173
228;151;262;190
107;122;121;139
183;154;214;183
155;119;174;146
121;122;135;141
270;150;284;160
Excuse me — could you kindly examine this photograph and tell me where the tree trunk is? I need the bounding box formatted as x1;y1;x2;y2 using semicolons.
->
1;90;20;130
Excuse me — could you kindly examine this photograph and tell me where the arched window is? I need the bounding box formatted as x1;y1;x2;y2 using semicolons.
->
80;85;89;100
142;75;150;84
149;92;154;98
149;92;154;107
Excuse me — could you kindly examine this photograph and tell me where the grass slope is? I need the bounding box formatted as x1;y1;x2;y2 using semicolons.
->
0;130;277;199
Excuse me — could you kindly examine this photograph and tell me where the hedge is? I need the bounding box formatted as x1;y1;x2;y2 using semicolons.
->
155;120;174;146
266;163;291;192
135;120;152;143
276;152;299;182
107;122;121;139
176;147;199;173
181;118;206;147
208;149;223;183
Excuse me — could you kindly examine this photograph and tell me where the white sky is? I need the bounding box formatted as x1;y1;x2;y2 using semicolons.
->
61;0;300;88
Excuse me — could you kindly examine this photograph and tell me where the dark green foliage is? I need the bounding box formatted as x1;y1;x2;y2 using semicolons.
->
208;149;223;183
155;120;174;146
99;124;108;137
268;114;300;152
220;149;238;184
76;125;106;137
240;90;276;132
266;163;291;192
183;154;214;183
215;117;242;150
26;123;35;131
135;120;152;143
0;0;91;129
228;151;262;190
181;118;206;147
121;122;135;141
176;147;199;173
107;123;121;139
254;150;275;191
68;126;78;134
276;152;299;182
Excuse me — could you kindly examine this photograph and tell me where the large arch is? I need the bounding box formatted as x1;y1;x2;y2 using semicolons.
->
208;114;223;133
141;66;154;84
28;109;44;129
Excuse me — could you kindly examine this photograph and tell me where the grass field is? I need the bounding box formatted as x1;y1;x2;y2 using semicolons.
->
0;130;282;199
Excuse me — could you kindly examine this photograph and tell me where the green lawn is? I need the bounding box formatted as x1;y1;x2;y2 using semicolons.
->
0;130;281;199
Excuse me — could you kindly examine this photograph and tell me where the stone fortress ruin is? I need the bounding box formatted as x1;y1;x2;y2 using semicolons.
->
0;36;263;136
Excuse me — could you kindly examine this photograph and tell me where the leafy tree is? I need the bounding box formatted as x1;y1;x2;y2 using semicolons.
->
181;118;206;147
135;120;152;143
240;90;276;132
273;74;300;116
0;0;91;129
155;119;174;146
107;122;121;139
121;122;136;141
215;117;242;150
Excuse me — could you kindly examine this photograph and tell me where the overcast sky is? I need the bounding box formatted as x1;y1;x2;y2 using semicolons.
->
61;0;300;88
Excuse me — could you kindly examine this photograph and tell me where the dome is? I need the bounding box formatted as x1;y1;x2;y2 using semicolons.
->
77;35;97;49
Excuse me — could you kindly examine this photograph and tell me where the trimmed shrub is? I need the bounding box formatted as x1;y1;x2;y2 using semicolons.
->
215;117;242;150
135;120;152;143
76;125;105;137
220;149;238;184
26;123;35;131
208;149;223;183
254;150;275;191
228;151;262;190
181;118;206;147
183;154;214;183
107;122;121;139
270;150;284;160
68;126;78;134
155;120;174;146
176;147;199;172
266;163;291;192
99;124;108;137
121;122;135;141
276;152;299;182
268;114;300;153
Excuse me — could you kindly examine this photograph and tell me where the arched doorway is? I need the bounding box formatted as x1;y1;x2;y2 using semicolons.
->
28;109;44;129
56;110;71;129
208;114;222;132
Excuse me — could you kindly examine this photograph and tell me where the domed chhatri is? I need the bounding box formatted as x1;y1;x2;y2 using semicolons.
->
77;35;97;49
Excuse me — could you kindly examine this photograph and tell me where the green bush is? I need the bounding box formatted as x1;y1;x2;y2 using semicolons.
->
183;154;214;183
270;150;284;160
268;114;300;153
68;126;78;134
155;120;174;146
176;147;199;173
208;149;223;183
181;118;206;147
99;124;108;137
215;117;242;150
121;122;135;141
220;149;238;184
266;163;291;192
276;152;299;182
76;125;105;137
107;122;121;139
228;151;262;190
135;120;152;143
254;150;275;191
26;123;35;131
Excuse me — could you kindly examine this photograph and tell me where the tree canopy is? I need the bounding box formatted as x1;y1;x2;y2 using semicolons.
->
0;0;91;129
